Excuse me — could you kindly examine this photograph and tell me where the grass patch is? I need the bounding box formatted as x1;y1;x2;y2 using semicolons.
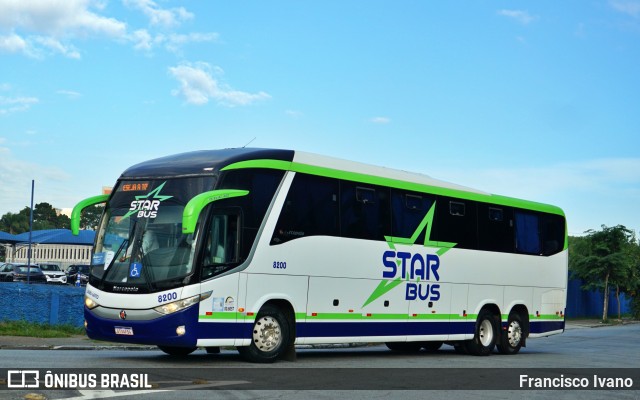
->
0;320;85;338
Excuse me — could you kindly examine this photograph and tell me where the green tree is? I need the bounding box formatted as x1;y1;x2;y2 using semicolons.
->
0;212;29;234
0;203;73;234
570;225;637;322
80;204;104;230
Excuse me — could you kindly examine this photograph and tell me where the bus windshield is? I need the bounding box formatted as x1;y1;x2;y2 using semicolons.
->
90;177;214;292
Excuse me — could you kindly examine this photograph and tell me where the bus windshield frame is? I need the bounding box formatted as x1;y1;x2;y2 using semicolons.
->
89;177;216;293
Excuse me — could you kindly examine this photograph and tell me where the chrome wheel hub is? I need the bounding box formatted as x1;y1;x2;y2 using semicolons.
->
507;320;522;348
252;316;282;352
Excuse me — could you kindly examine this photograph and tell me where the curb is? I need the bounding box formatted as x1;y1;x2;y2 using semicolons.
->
1;343;368;351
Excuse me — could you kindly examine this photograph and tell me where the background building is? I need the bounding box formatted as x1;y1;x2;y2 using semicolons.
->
0;229;94;270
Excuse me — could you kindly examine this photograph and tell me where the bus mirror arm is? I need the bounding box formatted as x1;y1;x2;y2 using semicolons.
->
182;189;250;235
70;194;110;236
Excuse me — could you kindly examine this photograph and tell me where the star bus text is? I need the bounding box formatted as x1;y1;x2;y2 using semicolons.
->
382;250;441;302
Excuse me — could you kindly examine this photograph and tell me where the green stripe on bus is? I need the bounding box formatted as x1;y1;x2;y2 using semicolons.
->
531;314;565;320
199;312;562;323
199;312;243;320
222;159;566;217
303;313;469;321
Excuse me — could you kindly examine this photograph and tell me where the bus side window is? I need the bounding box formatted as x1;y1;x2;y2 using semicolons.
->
390;190;434;240
514;211;541;255
271;174;339;245
202;212;240;279
432;197;478;250
541;214;565;256
340;181;390;241
478;205;514;253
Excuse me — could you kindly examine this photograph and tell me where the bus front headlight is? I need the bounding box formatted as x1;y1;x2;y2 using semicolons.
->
154;294;200;315
84;296;99;310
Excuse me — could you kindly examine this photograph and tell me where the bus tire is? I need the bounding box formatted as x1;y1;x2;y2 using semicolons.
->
464;309;498;356
238;304;291;363
422;341;443;352
497;313;524;355
385;342;422;353
453;342;468;354
158;345;197;356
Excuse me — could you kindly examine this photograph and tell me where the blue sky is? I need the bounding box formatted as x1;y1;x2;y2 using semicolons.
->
1;1;639;236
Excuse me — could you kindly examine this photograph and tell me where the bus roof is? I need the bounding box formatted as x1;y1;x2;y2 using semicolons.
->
121;148;564;216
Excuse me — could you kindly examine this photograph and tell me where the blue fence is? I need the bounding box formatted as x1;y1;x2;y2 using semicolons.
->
0;278;632;328
566;278;631;318
0;283;85;327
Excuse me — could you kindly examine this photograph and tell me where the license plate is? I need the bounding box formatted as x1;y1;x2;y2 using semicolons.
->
114;326;134;335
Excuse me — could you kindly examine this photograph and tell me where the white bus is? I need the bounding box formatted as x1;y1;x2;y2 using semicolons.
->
72;148;567;362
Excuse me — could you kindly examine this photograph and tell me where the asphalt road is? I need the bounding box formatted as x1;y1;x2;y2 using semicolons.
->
1;322;639;400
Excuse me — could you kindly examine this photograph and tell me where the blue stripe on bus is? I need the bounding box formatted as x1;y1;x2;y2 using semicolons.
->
86;306;565;345
296;321;475;338
529;320;565;334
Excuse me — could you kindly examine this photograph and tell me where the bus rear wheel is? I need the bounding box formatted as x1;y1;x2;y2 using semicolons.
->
385;342;422;353
158;345;197;356
237;304;291;363
422;341;443;352
497;313;524;355
464;309;498;356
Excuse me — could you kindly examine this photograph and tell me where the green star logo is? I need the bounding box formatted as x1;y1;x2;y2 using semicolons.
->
121;181;173;220
362;202;457;308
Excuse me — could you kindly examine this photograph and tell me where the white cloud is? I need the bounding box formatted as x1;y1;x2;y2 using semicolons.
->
164;32;220;53
124;0;193;28
129;30;219;54
0;0;126;37
0;0;218;58
0;0;126;58
497;9;537;25
610;0;640;17
0;143;70;216
285;110;303;118
371;117;391;124
34;36;81;59
0;33;28;53
168;62;271;107
131;29;154;51
0;95;39;116
57;90;82;99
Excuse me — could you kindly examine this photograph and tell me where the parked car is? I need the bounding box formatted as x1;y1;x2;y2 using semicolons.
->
66;264;91;285
38;263;67;284
0;263;48;283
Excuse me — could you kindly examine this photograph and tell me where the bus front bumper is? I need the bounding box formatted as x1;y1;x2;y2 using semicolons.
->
84;304;200;347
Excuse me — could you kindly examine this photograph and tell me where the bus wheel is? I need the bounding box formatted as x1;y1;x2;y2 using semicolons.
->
158;345;197;356
497;313;524;355
238;304;291;363
453;342;468;354
464;309;498;356
422;341;443;352
385;342;422;353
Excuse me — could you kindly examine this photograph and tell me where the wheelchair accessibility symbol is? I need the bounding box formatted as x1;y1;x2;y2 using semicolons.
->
129;262;142;278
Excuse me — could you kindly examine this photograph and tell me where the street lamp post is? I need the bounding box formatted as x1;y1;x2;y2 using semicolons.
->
27;180;34;284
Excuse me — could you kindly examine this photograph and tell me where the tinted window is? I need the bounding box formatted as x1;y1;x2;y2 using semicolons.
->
271;174;339;245
391;189;434;240
478;204;514;253
340;181;391;241
515;211;541;254
218;168;285;257
431;197;477;249
541;214;565;256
